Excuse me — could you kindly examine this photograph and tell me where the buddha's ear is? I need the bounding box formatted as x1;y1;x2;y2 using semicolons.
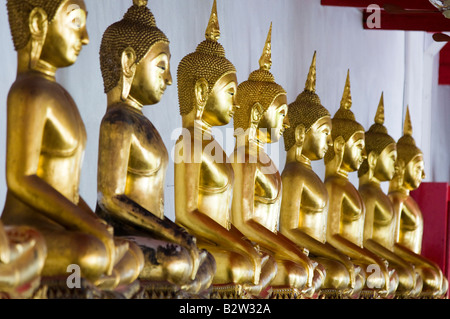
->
121;47;137;101
194;78;209;107
29;7;48;38
394;159;405;177
121;47;137;78
294;124;305;146
250;102;264;126
393;158;406;186
29;7;48;69
333;136;345;156
367;151;377;171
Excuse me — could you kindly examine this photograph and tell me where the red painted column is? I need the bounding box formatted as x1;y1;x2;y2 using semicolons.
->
410;182;449;285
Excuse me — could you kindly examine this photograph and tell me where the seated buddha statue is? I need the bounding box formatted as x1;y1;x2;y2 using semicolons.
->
96;0;215;296
358;95;422;298
388;107;448;298
324;71;397;298
2;0;144;296
174;1;277;298
0;220;47;298
231;24;325;298
279;52;364;298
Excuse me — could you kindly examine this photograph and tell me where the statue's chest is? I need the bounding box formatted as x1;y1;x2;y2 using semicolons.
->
128;117;168;176
41;93;86;156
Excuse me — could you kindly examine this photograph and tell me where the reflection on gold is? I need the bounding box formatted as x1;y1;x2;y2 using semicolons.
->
324;71;397;298
358;95;421;297
2;0;143;295
96;0;215;295
388;107;448;298
175;0;277;298
280;52;363;298
231;24;324;298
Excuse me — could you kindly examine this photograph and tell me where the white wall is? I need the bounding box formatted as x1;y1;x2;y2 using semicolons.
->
0;0;447;221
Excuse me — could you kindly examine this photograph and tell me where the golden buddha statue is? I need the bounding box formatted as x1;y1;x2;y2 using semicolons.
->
231;24;324;298
388;107;448;298
0;220;47;298
96;0;215;296
2;0;144;297
280;52;364;298
358;94;422;298
174;1;277;298
324;71;397;298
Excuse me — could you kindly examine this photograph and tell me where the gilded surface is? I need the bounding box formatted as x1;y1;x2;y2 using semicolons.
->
231;24;324;297
2;0;143;294
174;1;277;297
280;52;362;297
358;94;421;297
388;107;448;297
324;71;396;297
96;0;215;295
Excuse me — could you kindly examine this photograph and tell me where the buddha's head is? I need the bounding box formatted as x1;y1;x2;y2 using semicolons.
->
391;106;425;191
177;0;237;127
284;52;332;161
358;93;397;182
7;0;89;69
234;23;289;144
325;70;366;173
100;0;172;105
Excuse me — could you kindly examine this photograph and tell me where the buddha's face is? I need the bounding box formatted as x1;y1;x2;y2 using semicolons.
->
40;0;89;68
258;94;288;143
203;73;238;127
342;131;366;172
302;116;332;161
403;154;425;190
130;41;172;106
373;143;397;181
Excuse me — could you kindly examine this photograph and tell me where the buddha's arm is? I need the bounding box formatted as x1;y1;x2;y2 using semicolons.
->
232;162;314;282
394;242;441;274
364;238;414;277
6;93;114;273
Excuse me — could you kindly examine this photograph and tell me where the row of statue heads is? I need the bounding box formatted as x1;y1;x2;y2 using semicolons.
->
0;0;447;299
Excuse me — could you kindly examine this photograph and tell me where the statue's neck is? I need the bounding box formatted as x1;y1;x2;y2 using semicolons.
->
325;156;348;179
181;111;213;139
359;172;381;188
17;51;56;81
107;87;143;113
286;146;311;169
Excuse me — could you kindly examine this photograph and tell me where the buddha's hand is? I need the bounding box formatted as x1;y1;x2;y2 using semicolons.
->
87;219;116;276
344;260;358;289
0;224;10;264
176;228;200;280
374;259;391;297
93;215;114;236
249;248;263;285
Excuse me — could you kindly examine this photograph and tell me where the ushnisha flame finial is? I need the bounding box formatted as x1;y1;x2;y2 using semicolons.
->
374;92;385;125
258;22;272;71
403;105;413;136
340;69;352;110
205;0;220;42
133;0;148;6
304;51;317;92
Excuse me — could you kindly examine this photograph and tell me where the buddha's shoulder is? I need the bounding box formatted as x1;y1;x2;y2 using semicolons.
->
8;74;67;102
101;104;144;126
281;161;312;181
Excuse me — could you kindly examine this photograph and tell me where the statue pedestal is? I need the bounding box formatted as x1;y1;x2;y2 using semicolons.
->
32;276;142;299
